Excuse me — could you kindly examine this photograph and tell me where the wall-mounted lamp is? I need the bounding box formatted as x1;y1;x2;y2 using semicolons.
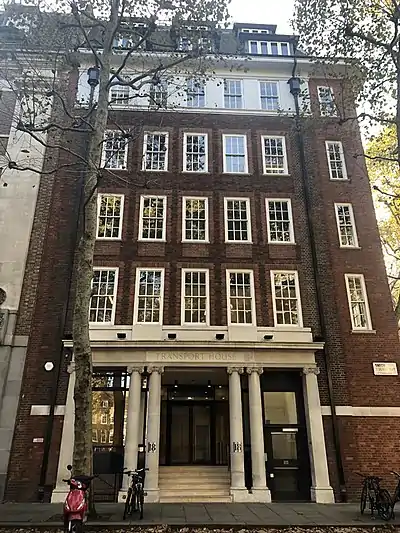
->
117;332;126;339
215;333;225;340
168;333;177;340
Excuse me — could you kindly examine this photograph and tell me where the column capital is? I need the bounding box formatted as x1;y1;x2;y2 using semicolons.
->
227;366;244;375
148;365;164;375
303;366;320;376
246;366;263;375
67;362;75;374
127;366;145;375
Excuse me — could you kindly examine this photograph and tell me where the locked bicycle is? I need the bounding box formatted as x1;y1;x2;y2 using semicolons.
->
357;472;392;520
122;467;148;521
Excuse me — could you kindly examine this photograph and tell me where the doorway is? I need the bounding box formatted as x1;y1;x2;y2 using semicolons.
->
261;372;311;501
160;384;229;466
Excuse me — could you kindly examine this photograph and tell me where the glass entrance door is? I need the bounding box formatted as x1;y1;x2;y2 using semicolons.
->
263;387;311;501
169;403;212;464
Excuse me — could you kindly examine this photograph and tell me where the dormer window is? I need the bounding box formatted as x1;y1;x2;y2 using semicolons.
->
248;41;291;56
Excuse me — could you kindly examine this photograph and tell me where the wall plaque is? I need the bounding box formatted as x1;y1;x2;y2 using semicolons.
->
373;362;398;376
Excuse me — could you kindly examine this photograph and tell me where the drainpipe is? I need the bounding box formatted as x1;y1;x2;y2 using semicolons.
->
38;68;99;500
288;59;347;502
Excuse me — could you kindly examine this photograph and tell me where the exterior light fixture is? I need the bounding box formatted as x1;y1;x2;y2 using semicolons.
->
288;76;301;96
87;66;100;87
44;362;54;372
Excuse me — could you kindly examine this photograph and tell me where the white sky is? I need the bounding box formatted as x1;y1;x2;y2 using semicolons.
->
228;0;295;33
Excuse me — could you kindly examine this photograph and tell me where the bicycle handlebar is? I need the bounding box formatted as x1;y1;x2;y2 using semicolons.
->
355;472;382;480
391;471;400;478
124;467;148;476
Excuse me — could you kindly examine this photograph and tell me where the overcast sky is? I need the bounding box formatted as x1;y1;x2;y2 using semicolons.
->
228;0;295;33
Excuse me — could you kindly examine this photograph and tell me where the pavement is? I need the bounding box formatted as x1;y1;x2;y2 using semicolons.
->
0;502;400;527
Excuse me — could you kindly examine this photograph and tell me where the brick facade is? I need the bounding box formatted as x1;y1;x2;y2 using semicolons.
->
4;69;400;502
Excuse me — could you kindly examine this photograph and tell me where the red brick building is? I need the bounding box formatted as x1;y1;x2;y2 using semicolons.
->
3;20;400;504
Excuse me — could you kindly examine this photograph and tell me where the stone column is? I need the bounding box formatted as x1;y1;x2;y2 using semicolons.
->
51;363;75;503
118;366;144;500
144;366;164;502
247;366;271;502
227;367;248;501
303;367;334;503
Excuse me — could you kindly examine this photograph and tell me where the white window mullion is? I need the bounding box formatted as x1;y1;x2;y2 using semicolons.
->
142;132;169;171
326;141;348;180
335;203;359;247
181;269;210;325
271;270;303;327
139;195;167;241
183;133;208;172
134;268;165;324
261;135;288;174
102;131;128;169
266;198;295;243
345;274;372;330
182;197;209;242
89;268;119;324
223;134;248;174
224;197;252;243
226;270;256;325
96;194;124;240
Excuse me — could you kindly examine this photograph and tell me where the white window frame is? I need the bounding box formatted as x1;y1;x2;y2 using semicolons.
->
142;132;169;171
96;194;125;240
259;81;280;111
101;130;128;170
317;86;337;116
224;197;252;243
222;134;248;174
344;274;373;331
110;85;130;106
248;41;290;55
182;196;209;243
102;400;109;408
100;429;107;443
223;79;243;109
100;413;108;425
325;141;348;180
92;429;98;443
334;203;359;248
183;133;208;173
133;268;165;325
181;268;210;326
226;269;256;326
270;270;303;327
89;267;119;325
266;198;295;244
187;79;206;108
149;80;168;107
138;195;167;241
261;135;288;175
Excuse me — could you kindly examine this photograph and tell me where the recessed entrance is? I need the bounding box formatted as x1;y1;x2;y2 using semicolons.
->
160;377;229;466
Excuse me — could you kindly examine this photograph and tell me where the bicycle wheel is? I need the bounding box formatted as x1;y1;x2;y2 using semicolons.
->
70;520;82;533
123;487;133;520
138;488;144;520
377;489;393;521
360;483;368;514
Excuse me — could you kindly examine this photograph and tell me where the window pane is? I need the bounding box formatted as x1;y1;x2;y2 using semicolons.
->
224;79;243;109
136;270;162;323
183;270;208;323
260;82;279;111
103;131;127;169
90;269;117;323
226;199;250;241
228;271;253;324
273;272;300;326
336;204;356;246
141;196;165;240
327;142;346;179
268;200;292;242
264;392;298;424
263;137;286;174
347;276;369;328
187;79;205;108
97;195;123;239
185;134;207;171
224;136;247;173
144;133;168;171
184;198;207;241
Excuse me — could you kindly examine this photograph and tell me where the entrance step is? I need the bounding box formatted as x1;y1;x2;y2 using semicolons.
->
158;466;231;503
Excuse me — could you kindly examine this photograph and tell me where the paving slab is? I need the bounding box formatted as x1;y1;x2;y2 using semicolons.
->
0;502;399;527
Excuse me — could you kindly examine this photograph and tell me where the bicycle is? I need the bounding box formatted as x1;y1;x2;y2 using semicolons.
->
122;467;148;521
357;472;392;520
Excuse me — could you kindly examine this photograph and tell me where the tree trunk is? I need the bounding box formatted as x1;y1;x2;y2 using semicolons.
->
72;52;112;477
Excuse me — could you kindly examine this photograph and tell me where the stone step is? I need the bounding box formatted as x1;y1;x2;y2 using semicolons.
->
159;482;230;490
160;494;232;503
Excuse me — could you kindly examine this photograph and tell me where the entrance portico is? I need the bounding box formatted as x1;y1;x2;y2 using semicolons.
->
52;340;334;505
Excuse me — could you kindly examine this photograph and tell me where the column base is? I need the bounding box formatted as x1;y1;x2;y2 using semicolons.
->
118;489;128;503
51;485;69;503
230;487;252;502
249;487;271;502
311;485;335;503
145;488;160;503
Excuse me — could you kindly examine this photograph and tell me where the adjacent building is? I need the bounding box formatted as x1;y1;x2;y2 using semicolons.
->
2;17;400;504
